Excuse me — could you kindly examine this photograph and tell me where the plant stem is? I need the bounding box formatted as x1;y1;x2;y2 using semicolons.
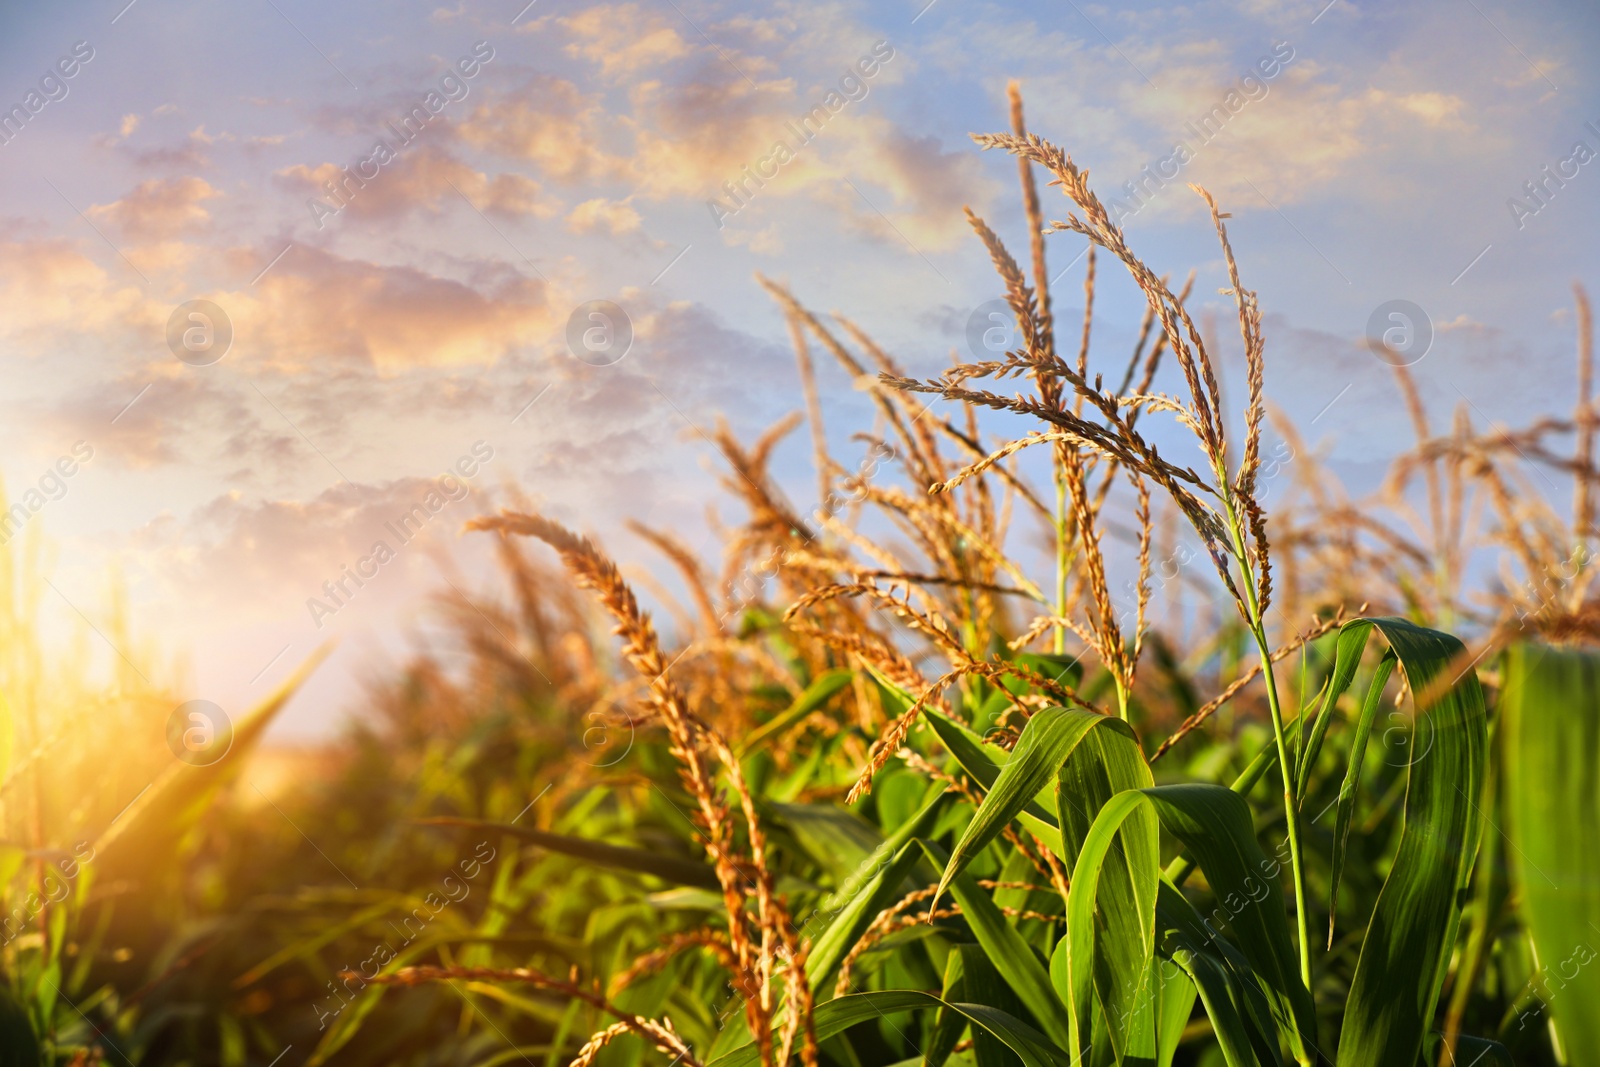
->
1218;486;1313;995
1253;627;1311;986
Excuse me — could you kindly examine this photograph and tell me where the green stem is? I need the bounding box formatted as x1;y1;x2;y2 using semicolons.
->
1218;485;1313;996
1253;627;1311;988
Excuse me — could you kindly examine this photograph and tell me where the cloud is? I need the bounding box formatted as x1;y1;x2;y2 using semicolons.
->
111;125;212;171
919;17;1492;221
86;177;220;240
458;75;628;183
567;197;641;235
123;473;502;629
276;142;558;224
560;4;693;79
45;372;288;472
0;232;149;350
836;125;997;247
449;8;995;249
1382;88;1469;129
722;223;783;254
226;244;551;373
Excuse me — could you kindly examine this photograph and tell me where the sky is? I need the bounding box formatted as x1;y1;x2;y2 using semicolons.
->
0;0;1595;738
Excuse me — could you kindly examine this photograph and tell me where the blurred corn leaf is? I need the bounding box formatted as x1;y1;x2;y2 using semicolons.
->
93;644;331;861
0;983;40;1067
1502;641;1600;1063
738;669;853;755
416;818;721;889
708;991;1074;1067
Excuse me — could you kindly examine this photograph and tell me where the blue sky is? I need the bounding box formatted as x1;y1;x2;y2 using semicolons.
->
0;0;1594;735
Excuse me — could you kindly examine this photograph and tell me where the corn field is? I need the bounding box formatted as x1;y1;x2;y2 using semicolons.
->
4;90;1600;1067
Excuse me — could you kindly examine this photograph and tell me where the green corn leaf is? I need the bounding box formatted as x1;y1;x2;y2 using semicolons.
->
1294;622;1373;800
924;708;1063;854
1153;956;1196;1067
416;818;720;889
1054;711;1153;869
917;840;1073;1052
806;789;949;992
1164;744;1280;889
1153;880;1280;1067
1336;618;1489;1067
935;706;1139;900
1059;785;1307;1064
927;949;974;1067
1501;641;1600;1064
1325;649;1396;946
738;669;854;754
930;945;1027;1067
866;668;1060;852
1161;949;1255;1067
1142;784;1318;1065
706;1007;756;1063
706;990;1076;1067
770;801;888;887
834;788;947;905
921;708;1012;795
1060;789;1160;1063
94;644;331;860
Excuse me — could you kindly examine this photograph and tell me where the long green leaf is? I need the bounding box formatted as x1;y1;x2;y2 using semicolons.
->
1294;623;1373;799
1061;789;1159;1062
1162;947;1257;1067
1326;649;1396;945
415;818;720;889
807;836;930;993
707;991;1076;1067
739;669;853;754
1336;618;1489;1067
771;801;888;886
933;945;1027;1067
1054;713;1153;870
1164;744;1279;889
95;644;331;860
1155;879;1279;1067
1501;641;1600;1065
1142;785;1317;1065
1064;786;1304;1064
1153;957;1196;1067
918;841;1073;1052
924;708;1062;854
936;706;1138;900
927;950;973;1067
835;788;947;905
